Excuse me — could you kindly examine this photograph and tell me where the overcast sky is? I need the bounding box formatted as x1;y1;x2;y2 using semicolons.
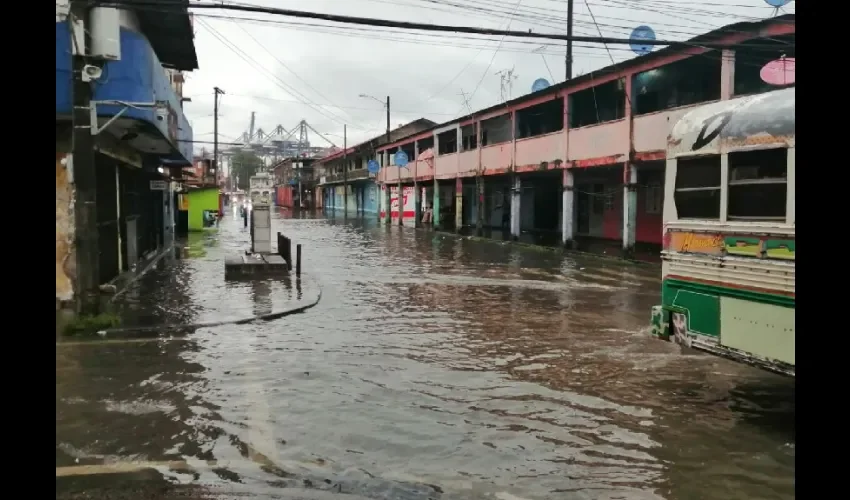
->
180;0;794;156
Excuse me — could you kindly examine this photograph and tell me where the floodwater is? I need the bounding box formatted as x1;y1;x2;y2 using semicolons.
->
56;210;794;500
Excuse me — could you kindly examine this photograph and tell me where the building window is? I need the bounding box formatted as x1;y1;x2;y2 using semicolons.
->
727;148;787;221
645;183;662;215
734;35;795;97
632;56;721;115
569;78;626;128
437;130;458;155
674;155;721;219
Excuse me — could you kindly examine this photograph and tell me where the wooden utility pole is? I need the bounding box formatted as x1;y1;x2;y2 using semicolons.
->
343;124;348;217
213;87;224;186
566;0;574;80
70;9;101;315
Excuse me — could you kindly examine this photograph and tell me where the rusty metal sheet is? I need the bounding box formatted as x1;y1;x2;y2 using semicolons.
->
667;87;794;158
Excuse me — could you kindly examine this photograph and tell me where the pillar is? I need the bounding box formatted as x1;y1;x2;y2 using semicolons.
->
413;141;420;227
561;168;575;248
433;179;441;228
454;177;463;233
476;174;484;235
384;152;392;225
510;175;521;240
720;48;735;100
622;163;638;258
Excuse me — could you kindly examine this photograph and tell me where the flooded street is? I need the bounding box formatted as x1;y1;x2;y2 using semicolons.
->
56;211;794;500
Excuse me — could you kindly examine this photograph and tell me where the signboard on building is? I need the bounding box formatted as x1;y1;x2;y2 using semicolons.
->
150;180;168;190
388;186;415;219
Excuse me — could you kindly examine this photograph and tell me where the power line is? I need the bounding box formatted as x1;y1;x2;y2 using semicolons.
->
96;1;792;50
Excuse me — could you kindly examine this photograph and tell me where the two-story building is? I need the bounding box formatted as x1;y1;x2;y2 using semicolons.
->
369;14;794;257
272;157;317;209
56;0;199;311
315;119;437;215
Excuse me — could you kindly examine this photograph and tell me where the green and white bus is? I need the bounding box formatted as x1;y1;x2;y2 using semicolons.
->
650;87;795;377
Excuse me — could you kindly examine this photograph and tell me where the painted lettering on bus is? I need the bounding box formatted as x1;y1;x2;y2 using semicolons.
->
671;232;724;254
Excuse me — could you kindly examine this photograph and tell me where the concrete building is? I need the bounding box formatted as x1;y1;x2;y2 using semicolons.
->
368;15;794;257
55;1;198;311
272;158;318;209
316;119;437;215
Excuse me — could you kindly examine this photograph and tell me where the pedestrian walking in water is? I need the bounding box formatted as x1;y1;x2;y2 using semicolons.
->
242;204;248;228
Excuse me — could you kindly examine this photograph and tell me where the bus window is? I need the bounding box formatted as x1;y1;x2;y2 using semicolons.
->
728;148;787;221
674;155;721;219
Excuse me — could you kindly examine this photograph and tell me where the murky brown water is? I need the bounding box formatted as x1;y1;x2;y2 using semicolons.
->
56;210;794;500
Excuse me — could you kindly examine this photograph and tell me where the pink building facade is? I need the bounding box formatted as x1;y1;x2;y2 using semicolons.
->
358;16;794;256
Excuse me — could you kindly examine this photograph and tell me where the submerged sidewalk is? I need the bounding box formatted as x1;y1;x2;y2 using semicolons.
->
98;214;319;335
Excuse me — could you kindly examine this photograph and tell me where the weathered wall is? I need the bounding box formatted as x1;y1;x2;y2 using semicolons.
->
56;151;76;307
187;188;220;231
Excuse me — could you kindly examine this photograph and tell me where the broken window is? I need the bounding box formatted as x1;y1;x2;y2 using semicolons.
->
727;148;787;221
400;143;415;164
386;147;398;165
437;130;457;155
515;98;564;139
674;155;721;219
734;34;795;97
417;136;434;158
460;124;477;151
569;78;626;128
632;56;721;115
480;114;511;146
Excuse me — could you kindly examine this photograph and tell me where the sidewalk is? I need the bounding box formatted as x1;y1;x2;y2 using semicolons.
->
103;214;319;333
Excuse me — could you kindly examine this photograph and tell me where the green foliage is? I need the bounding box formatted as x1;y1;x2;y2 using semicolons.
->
230;150;264;190
63;313;122;337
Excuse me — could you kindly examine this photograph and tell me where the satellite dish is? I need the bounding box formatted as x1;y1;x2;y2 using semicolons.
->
630;25;656;56
760;57;795;85
531;78;551;93
764;0;791;7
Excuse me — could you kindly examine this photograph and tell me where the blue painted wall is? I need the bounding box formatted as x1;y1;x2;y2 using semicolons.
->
363;182;378;214
56;21;193;163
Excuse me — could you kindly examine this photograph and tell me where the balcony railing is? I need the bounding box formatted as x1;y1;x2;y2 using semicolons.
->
321;168;371;184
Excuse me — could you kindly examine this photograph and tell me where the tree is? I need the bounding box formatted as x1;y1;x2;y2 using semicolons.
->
230;150;264;190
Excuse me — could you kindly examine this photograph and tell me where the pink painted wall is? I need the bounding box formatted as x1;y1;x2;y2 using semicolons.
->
515;132;564;168
458;150;477;176
481;144;511;173
413;159;433;179
435;154;458;179
632;106;701;153
568;119;629;161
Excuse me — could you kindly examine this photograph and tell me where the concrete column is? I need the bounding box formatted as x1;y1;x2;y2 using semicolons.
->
622;163;638;258
720;49;735;100
476;174;484;235
561;168;575;248
432;181;440;229
510;175;521;240
454;177;463;233
413;141;420;227
384;151;392;225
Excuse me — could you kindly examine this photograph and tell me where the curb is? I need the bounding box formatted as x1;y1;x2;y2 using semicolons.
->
96;275;322;338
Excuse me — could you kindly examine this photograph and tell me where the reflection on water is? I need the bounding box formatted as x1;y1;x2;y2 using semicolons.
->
56;211;794;500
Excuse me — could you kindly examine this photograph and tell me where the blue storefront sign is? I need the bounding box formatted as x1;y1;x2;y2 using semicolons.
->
56;21;193;164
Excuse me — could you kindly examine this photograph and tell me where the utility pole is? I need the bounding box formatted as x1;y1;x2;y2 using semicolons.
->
566;0;574;80
343;124;348;217
391;96;402;226
213;87;224;187
70;10;101;315
385;96;392;225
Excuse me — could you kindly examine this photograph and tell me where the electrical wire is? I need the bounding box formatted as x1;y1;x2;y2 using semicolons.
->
94;1;792;50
